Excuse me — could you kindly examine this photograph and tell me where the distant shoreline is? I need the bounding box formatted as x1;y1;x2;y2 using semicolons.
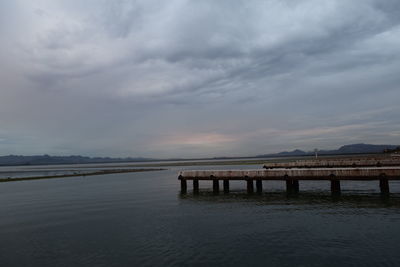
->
0;168;166;183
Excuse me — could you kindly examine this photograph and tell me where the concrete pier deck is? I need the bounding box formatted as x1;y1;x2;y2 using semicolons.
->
178;167;400;195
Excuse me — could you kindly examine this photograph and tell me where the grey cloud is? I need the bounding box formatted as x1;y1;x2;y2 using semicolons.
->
1;0;400;157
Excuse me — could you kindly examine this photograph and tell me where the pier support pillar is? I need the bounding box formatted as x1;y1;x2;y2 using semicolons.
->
330;180;341;195
379;178;389;194
247;179;254;194
256;180;263;194
286;179;293;193
193;179;199;194
292;180;299;193
213;179;220;194
286;179;299;194
180;179;187;194
223;180;230;194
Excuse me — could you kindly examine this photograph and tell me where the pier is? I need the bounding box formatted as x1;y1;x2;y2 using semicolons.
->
178;167;400;195
263;158;400;169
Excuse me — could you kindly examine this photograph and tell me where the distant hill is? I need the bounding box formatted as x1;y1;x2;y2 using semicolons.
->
330;144;399;154
256;143;400;157
275;149;307;156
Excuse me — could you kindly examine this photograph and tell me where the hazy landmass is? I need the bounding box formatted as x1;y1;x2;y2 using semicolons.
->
0;143;398;166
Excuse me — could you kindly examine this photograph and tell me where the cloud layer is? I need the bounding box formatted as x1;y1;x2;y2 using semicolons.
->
1;0;400;157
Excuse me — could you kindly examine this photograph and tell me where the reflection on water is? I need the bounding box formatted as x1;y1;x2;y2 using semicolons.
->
179;191;400;209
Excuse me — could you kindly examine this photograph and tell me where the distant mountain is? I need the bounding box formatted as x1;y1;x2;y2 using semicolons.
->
275;149;307;156
319;144;399;155
256;143;400;157
335;144;398;154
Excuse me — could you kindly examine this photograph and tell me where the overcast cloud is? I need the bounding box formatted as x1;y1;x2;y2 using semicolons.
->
1;0;400;158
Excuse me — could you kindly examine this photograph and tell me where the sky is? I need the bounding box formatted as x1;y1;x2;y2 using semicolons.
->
0;0;400;158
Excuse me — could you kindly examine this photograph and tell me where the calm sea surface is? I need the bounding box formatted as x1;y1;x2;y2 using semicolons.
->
1;164;400;266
